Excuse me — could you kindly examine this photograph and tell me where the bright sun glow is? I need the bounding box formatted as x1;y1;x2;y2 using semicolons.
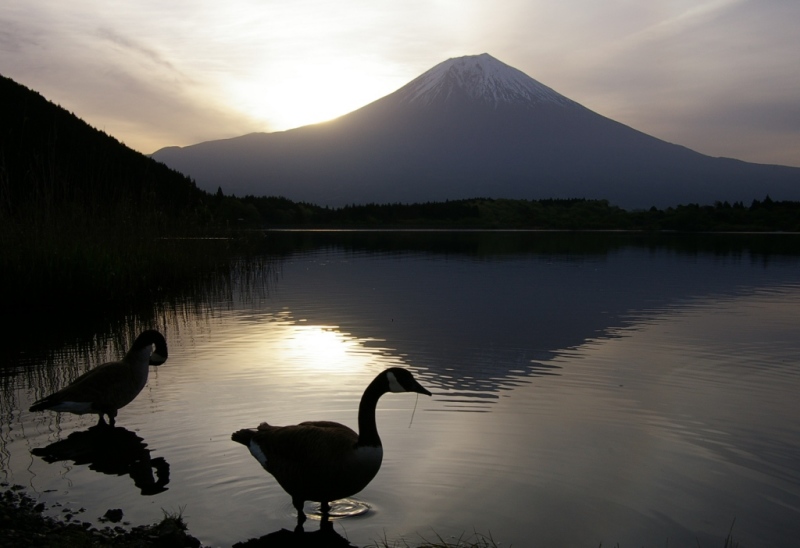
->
225;58;403;131
284;325;357;371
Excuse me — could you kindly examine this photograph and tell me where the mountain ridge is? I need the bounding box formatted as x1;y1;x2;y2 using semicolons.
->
395;53;578;108
152;54;800;209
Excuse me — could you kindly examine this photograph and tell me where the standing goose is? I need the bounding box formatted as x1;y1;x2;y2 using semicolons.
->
232;367;431;525
29;329;168;426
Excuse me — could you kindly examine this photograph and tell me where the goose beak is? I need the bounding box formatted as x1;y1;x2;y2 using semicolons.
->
149;339;169;366
413;380;432;397
149;352;167;366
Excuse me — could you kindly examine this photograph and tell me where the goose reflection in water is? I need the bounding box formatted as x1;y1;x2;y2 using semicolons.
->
31;424;170;495
233;519;356;548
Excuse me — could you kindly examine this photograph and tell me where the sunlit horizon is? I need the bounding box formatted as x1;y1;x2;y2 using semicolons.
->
223;59;408;132
2;2;798;166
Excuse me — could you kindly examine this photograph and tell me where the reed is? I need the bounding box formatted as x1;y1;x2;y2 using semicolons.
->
0;198;257;307
367;531;500;548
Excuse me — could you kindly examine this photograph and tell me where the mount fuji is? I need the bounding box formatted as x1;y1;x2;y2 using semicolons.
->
152;54;800;209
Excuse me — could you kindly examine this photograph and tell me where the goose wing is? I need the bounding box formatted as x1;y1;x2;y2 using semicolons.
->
31;360;138;410
246;421;378;501
256;421;359;466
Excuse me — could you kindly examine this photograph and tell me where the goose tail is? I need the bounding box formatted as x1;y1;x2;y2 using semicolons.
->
231;428;258;446
29;396;58;413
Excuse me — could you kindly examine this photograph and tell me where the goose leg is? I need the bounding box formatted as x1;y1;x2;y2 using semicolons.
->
320;501;331;529
293;497;306;530
320;516;333;531
107;410;117;427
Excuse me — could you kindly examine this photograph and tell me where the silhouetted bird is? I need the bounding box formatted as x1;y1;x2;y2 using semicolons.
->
29;330;168;426
232;367;431;526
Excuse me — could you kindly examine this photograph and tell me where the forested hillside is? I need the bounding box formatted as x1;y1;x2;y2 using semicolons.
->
2;73;798;316
0;75;235;312
0;75;207;228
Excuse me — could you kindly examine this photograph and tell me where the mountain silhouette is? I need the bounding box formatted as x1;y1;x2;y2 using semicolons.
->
151;53;800;209
0;74;204;220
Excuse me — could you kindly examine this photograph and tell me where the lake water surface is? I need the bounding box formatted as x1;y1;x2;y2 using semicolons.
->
3;232;800;547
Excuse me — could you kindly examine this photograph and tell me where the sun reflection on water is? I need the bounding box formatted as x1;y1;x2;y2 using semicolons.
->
284;324;357;372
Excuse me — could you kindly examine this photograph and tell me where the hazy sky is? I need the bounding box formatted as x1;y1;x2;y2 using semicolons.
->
2;1;798;167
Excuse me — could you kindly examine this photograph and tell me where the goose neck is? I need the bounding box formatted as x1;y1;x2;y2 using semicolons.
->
357;376;386;447
124;345;156;381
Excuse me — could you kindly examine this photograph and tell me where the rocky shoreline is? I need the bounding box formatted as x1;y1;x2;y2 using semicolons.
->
0;485;204;548
1;484;506;547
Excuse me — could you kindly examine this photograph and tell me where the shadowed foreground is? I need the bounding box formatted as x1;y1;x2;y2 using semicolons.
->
1;486;741;548
0;486;201;548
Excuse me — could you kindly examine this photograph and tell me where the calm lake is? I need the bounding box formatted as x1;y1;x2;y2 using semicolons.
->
3;231;800;547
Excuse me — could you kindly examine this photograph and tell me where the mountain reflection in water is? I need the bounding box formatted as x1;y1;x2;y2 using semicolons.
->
3;231;800;548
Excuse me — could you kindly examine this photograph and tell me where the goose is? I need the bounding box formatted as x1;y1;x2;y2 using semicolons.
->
29;329;168;426
231;367;431;525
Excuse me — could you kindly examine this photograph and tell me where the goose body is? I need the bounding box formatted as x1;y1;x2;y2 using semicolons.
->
232;367;431;524
29;330;168;426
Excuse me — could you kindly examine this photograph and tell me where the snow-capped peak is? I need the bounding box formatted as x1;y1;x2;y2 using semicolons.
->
398;53;576;108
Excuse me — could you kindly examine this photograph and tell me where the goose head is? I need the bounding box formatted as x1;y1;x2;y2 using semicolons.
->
131;329;169;366
382;367;432;396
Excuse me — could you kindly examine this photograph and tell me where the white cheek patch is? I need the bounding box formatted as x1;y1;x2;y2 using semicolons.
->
386;371;405;393
249;440;268;468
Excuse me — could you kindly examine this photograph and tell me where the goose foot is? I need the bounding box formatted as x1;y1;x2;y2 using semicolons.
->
96;410;118;427
293;497;307;532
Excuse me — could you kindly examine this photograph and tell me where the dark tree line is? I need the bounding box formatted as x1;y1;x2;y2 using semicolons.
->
235;195;800;232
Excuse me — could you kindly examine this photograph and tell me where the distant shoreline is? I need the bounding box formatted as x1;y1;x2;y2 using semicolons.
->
231;196;800;232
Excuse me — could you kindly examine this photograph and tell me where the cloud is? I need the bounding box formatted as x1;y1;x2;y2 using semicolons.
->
1;0;798;165
512;0;800;166
94;26;184;76
1;2;266;152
